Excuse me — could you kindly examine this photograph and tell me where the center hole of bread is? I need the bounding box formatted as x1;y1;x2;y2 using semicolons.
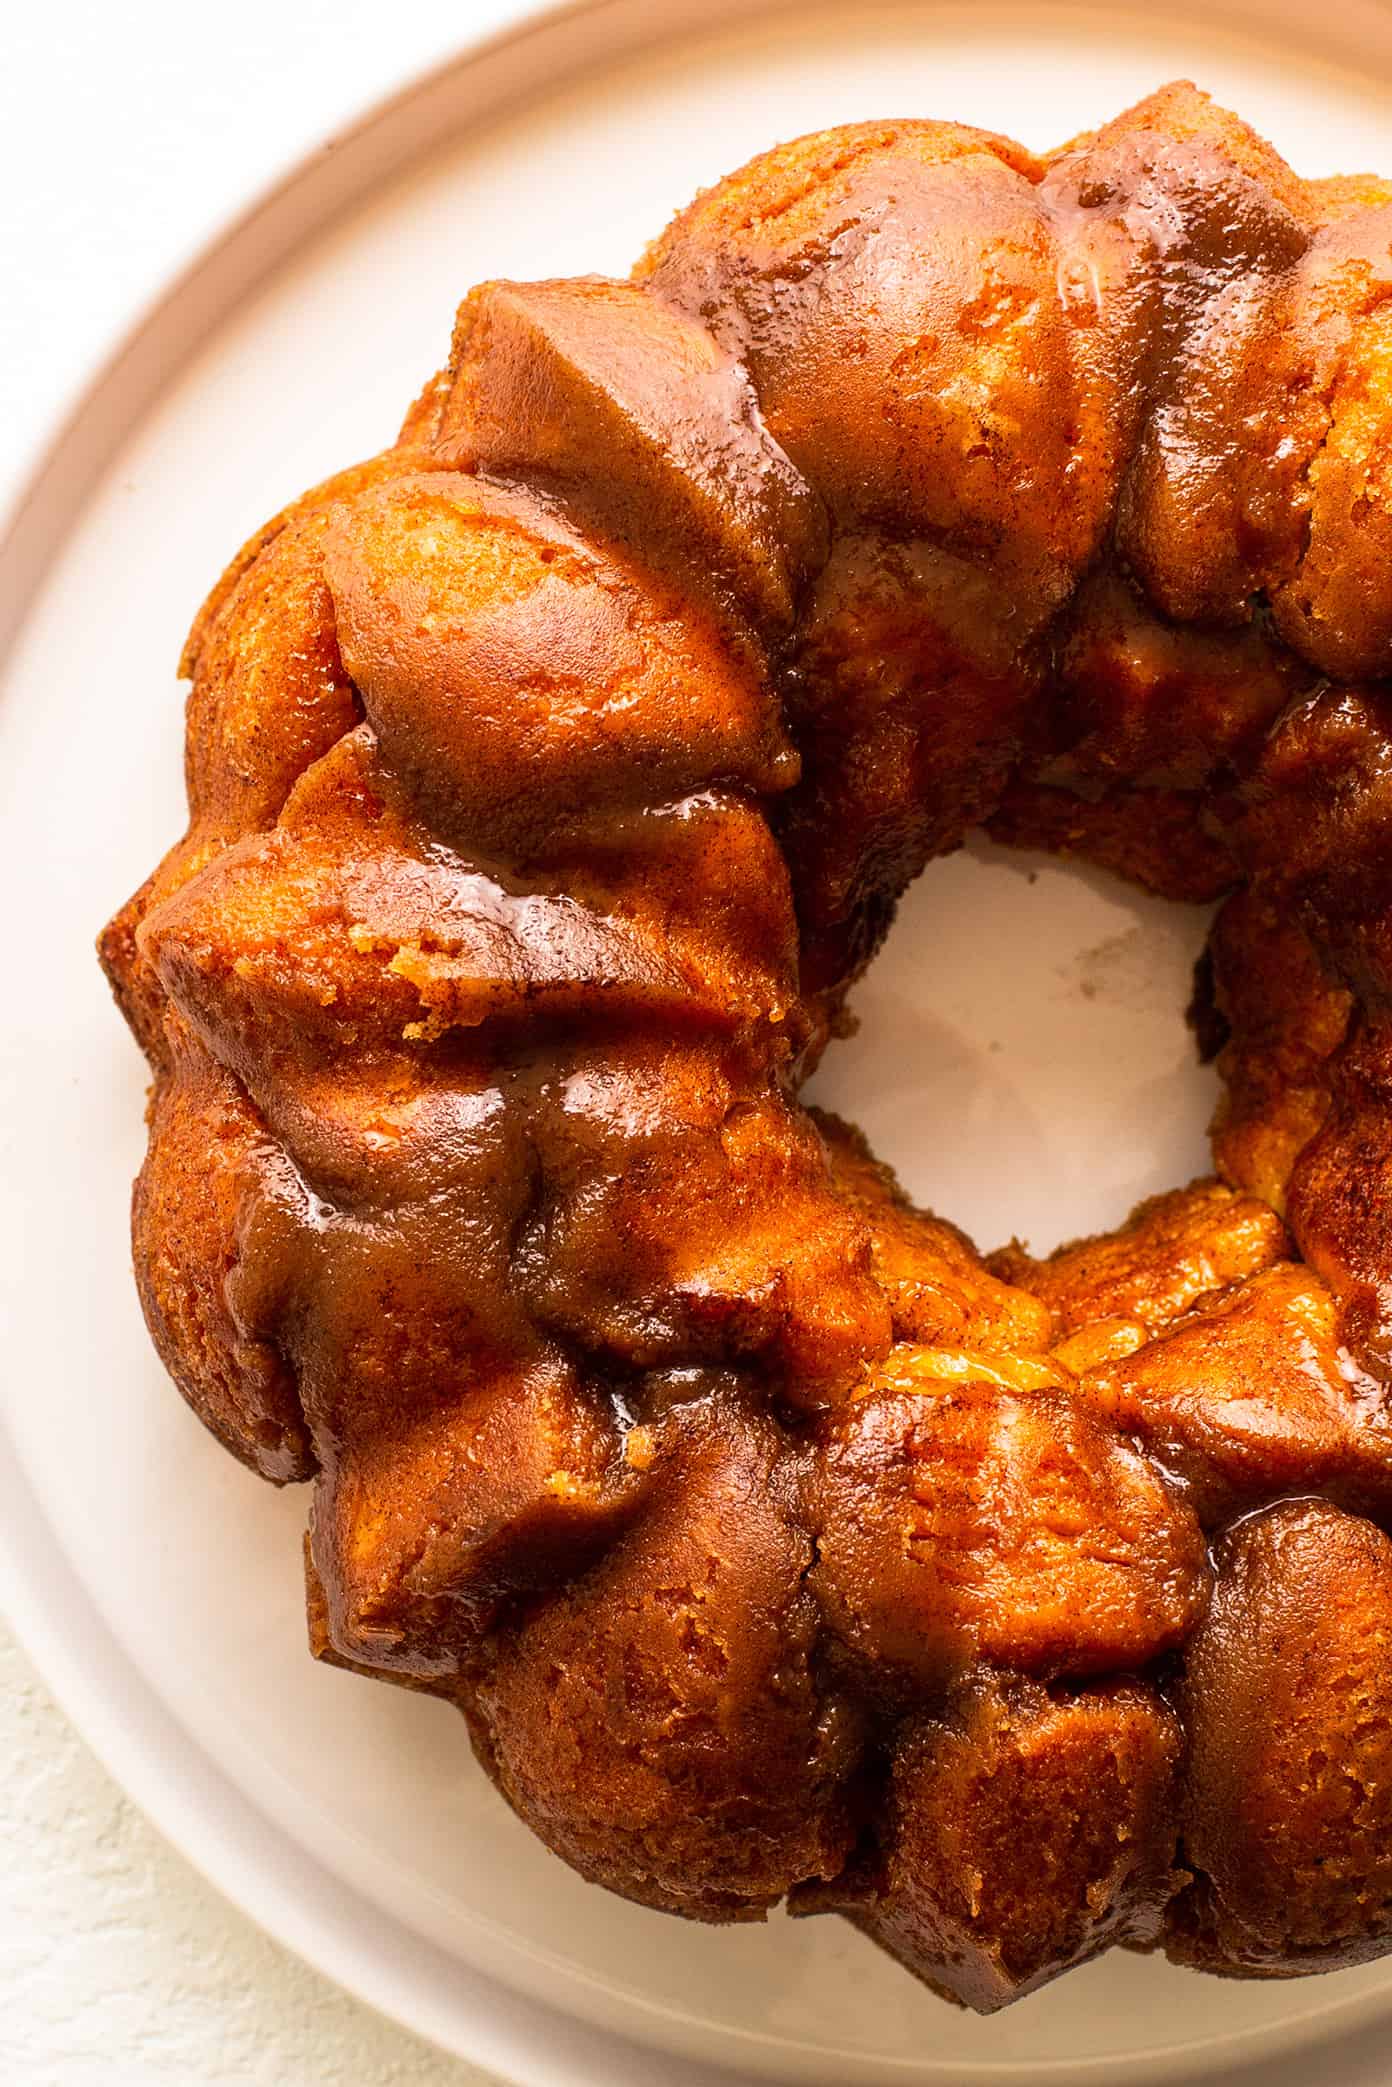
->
803;835;1221;1258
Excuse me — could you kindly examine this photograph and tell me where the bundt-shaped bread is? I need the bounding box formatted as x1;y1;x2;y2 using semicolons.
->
101;83;1392;2008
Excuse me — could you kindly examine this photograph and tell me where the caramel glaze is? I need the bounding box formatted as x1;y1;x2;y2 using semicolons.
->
100;84;1392;2006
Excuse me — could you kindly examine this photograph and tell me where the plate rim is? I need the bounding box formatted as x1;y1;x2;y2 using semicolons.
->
6;2;1392;2078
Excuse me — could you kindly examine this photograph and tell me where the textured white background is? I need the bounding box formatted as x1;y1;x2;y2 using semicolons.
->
0;1632;493;2086
2;3;530;2080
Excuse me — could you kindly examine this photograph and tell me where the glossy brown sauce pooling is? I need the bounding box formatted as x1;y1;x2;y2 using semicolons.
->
101;83;1392;2007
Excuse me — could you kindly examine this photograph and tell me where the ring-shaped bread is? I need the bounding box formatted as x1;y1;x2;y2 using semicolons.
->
101;84;1392;2007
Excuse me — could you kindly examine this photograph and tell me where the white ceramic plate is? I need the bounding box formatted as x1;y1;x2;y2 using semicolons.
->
6;3;1392;2081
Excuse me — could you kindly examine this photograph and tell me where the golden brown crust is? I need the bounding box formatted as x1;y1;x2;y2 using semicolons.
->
1174;1503;1392;1972
798;1677;1184;2010
1077;1263;1392;1523
809;1379;1208;1688
815;1110;1052;1352
440;276;826;629
132;1017;310;1482
477;1396;861;1919
984;782;1239;903
99;81;1392;2010
990;1179;1290;1337
1205;890;1353;1215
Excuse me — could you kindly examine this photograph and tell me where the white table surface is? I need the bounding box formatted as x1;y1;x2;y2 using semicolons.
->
2;5;532;2079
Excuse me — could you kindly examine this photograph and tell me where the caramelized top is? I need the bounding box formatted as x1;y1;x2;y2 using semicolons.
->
99;83;1392;2009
